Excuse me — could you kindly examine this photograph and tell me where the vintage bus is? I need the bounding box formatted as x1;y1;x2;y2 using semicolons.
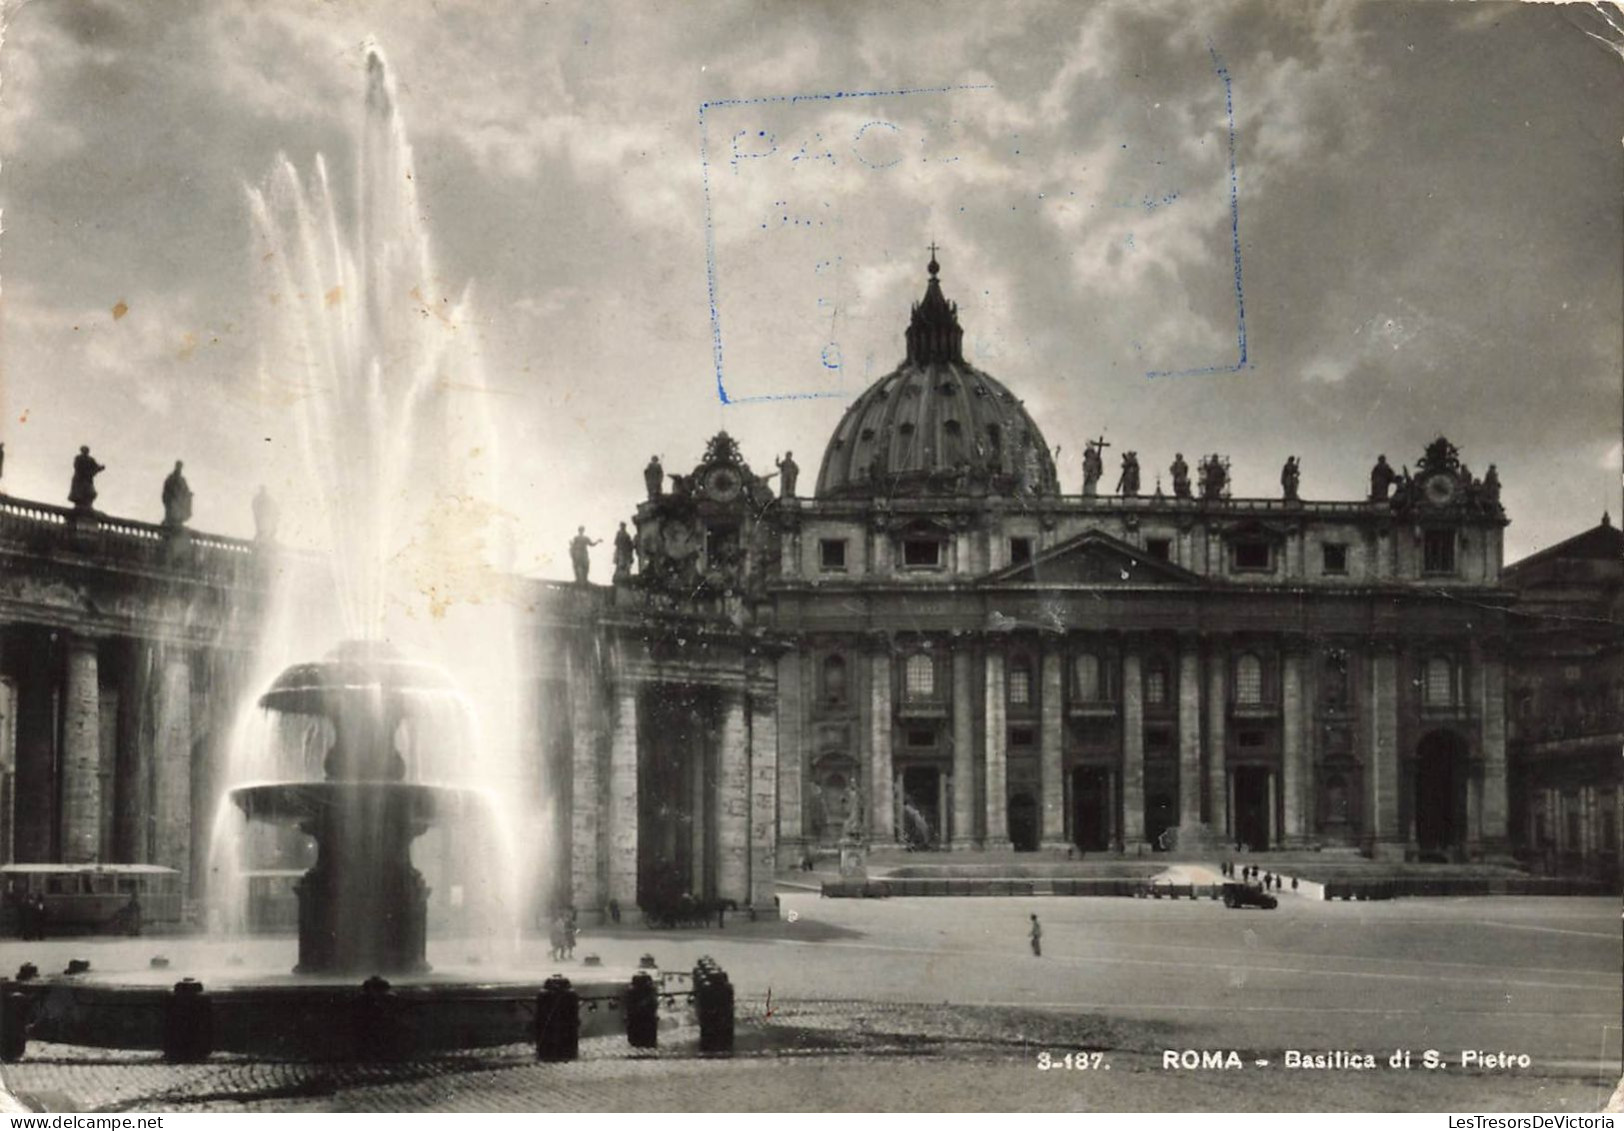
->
0;864;184;935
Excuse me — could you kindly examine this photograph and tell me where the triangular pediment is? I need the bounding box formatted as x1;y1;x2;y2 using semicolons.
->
984;529;1203;586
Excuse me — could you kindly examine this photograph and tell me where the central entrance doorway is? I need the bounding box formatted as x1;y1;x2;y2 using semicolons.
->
1071;766;1111;851
1232;766;1271;851
637;687;718;908
899;765;943;848
1414;730;1468;860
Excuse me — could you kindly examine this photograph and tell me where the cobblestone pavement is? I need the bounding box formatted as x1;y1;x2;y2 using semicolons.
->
0;1001;1609;1113
0;891;1615;1111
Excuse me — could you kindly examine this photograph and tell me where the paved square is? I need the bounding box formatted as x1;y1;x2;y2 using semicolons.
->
0;889;1615;1111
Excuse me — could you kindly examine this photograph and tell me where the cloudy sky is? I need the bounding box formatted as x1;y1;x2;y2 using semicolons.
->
1;0;1619;576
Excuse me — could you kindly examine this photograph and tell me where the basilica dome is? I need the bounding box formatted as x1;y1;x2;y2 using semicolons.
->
814;257;1058;499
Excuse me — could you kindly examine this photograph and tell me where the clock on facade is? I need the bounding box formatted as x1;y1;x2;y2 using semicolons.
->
703;467;742;502
1423;473;1459;506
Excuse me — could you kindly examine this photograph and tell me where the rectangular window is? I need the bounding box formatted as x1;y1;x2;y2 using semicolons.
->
1322;543;1348;574
906;728;936;748
1008;665;1033;705
1146;538;1171;562
1144;728;1171;751
1424;659;1454;706
904;655;936;701
1074;654;1102;701
903;538;943;568
1009;726;1035;748
1233;541;1271;570
1144;667;1168;705
1009;537;1033;566
1237;730;1266;748
1423;529;1456;574
819;539;847;571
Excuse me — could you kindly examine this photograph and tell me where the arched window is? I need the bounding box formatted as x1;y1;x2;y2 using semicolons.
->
1235;653;1264;705
1144;660;1169;706
822;655;848;705
1423;656;1454;706
1008;656;1033;706
904;654;935;702
1074;653;1102;702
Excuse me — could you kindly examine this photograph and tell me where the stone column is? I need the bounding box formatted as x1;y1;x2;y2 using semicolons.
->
153;647;193;885
1121;648;1144;850
1176;638;1201;830
1039;649;1065;849
97;688;118;861
1368;642;1402;857
606;683;639;909
718;690;751;902
567;644;604;912
748;693;778;910
983;650;1009;848
951;648;977;848
1206;645;1228;839
868;650;894;841
1281;646;1305;847
13;646;57;863
776;652;804;851
61;636;101;865
1267;770;1279;847
1478;643;1509;851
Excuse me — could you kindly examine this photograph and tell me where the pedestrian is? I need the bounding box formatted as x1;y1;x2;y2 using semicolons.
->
608;898;621;925
1029;913;1043;958
30;892;47;940
564;909;578;959
548;914;565;961
1290;875;1299;892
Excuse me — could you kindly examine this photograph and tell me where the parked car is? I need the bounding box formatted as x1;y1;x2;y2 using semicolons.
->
1220;881;1278;910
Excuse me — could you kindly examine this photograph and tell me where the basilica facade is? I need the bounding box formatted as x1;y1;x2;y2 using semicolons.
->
0;257;1521;924
535;257;1515;917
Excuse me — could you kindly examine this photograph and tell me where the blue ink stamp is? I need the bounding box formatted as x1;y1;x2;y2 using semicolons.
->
699;44;1249;405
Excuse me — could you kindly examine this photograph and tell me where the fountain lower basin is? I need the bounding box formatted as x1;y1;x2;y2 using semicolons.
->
11;962;661;1059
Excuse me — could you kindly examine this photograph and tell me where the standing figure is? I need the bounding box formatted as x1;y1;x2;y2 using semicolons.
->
1170;453;1191;498
1082;445;1103;496
162;460;193;527
775;451;800;499
1201;455;1229;500
252;486;280;543
1029;913;1043;957
612;521;635;581
569;526;601;584
69;445;105;510
1482;464;1501;505
0;441;6;486
643;455;664;500
1370;454;1395;501
1115;451;1140;497
1281;456;1300;502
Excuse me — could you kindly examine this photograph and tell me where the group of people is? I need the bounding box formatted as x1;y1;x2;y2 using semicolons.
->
547;908;579;962
1220;860;1297;892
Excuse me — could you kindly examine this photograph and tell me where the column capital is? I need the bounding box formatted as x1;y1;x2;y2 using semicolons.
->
65;631;103;654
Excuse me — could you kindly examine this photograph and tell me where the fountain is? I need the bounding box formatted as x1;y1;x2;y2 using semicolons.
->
232;640;469;976
0;46;689;1063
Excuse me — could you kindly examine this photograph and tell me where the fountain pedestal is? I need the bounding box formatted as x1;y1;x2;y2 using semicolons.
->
233;780;453;976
